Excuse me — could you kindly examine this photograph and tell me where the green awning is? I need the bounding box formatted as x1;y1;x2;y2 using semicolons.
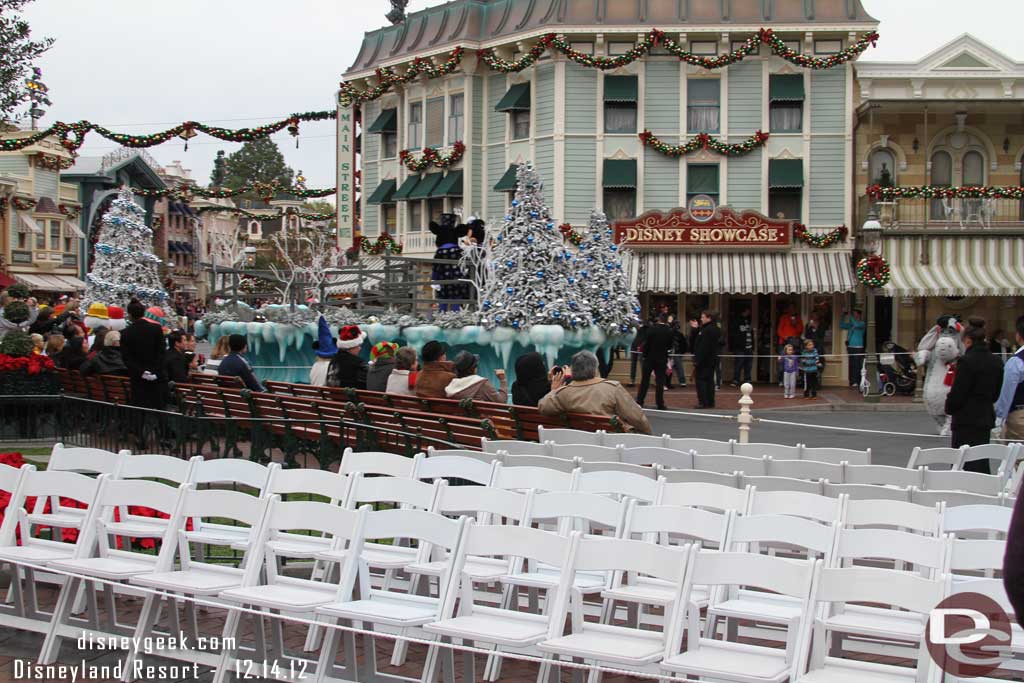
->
407;172;443;200
494;165;519;192
687;164;720;194
769;159;805;188
603;159;637;189
432;170;463;198
604;75;638;102
367;108;397;134
494;83;531;112
392;175;421;201
769;75;805;102
366;179;397;205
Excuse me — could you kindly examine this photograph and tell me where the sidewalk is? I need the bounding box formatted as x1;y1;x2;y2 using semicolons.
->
630;381;924;412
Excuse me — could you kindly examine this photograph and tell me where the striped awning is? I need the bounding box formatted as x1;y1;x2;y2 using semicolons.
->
626;250;856;294
883;236;1024;297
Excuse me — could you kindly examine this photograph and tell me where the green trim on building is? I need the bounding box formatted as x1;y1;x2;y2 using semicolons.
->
494;83;531;112
604;75;638;102
493;165;519;191
432;170;463;198
769;159;805;188
603;159;637;189
367;108;397;134
392;175;421;201
366;179;397;204
407;172;443;199
769;75;805;102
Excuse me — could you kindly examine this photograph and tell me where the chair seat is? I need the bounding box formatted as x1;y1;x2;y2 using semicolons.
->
266;535;332;559
105;520;168;538
49;556;157;580
661;640;789;682
710;591;802;623
800;658;919;683
540;628;665;666
503;567;606;592
317;594;440;628
425;611;549;648
409;556;508;582
25;512;85;529
824;605;924;641
132;566;244;596
0;544;75;564
317;542;417;569
220;582;338;612
185;528;250;547
603;579;707;607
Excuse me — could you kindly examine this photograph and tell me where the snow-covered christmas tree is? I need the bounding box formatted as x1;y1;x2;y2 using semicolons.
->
479;164;592;330
83;187;168;310
577;209;641;335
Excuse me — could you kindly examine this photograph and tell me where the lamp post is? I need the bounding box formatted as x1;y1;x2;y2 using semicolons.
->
860;208;883;404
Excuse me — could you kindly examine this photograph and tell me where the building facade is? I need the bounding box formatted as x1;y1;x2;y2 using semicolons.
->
344;0;877;384
854;34;1024;351
0;129;86;295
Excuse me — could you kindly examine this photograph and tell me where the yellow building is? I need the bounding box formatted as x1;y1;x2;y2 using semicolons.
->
854;35;1024;349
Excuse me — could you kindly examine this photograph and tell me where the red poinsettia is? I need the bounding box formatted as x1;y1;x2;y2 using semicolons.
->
0;452;84;544
0;353;55;375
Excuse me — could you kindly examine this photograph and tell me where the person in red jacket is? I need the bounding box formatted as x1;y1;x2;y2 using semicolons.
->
776;304;804;385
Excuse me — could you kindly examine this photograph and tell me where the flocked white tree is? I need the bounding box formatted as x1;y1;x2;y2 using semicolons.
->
479;163;592;330
83;187;168;310
577;209;641;335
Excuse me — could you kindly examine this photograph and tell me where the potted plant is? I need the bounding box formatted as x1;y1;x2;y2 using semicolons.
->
0;300;58;395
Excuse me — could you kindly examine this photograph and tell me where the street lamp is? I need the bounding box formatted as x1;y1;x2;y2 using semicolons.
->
243;245;257;268
861;208;883;403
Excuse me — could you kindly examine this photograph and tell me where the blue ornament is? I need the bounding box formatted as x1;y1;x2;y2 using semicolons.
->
581;270;589;278
497;235;503;242
496;315;504;322
536;270;545;278
610;245;618;252
482;300;492;310
506;287;515;294
593;233;600;241
512;320;520;329
552;310;561;318
527;235;534;243
587;257;595;263
601;291;610;299
568;277;575;284
569;300;577;309
547;222;554;229
530;211;539;218
512;200;519;207
506;260;515;267
606;263;614;271
538;300;546;307
505;215;512;221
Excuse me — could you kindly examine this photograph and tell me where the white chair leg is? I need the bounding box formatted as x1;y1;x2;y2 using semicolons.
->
211;605;244;683
38;576;83;665
391;627;410;666
120;594;166;682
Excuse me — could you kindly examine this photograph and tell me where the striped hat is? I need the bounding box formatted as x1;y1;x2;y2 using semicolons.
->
371;341;399;361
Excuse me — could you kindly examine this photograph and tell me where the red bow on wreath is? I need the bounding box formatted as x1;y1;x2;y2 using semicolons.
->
759;28;775;44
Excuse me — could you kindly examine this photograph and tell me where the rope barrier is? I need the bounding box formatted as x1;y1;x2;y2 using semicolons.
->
10;559;685;681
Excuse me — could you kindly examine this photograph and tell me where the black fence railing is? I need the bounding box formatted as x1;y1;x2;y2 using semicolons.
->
0;395;468;466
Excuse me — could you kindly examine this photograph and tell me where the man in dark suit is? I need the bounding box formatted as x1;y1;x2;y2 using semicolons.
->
945;325;1004;473
163;330;191;385
120;300;167;409
692;310;721;409
636;313;674;411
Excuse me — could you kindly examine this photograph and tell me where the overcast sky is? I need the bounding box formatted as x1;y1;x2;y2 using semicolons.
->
19;0;1024;195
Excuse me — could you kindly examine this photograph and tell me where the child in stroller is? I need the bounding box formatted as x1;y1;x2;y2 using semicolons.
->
877;341;917;396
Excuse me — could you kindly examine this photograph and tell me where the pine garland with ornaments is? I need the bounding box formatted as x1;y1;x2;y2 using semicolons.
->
578;210;642;335
640;130;769;157
794;224;848;248
867;185;1024;200
856;254;891;289
399;141;465;172
83;187;168;309
479;163;593;330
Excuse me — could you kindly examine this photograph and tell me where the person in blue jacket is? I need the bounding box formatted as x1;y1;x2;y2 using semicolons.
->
840;309;866;388
217;334;265;392
800;338;821;399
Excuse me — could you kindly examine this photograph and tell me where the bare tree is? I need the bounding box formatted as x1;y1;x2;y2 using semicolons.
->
268;229;301;303
210;229;246;270
296;228;341;303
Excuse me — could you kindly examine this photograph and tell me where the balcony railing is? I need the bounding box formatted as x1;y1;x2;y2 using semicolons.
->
858;195;1024;232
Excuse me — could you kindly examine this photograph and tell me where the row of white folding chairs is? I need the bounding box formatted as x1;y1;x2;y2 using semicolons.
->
4;467;998;683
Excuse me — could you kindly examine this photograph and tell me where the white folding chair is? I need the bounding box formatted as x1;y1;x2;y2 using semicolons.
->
940;504;1012;537
578;460;658;478
661;482;752;514
413;454;497;486
661;549;819;683
844;498;942;536
912;487;1005;508
659;467;740;488
482;439;549;456
115;453;199;483
694;454;769;476
747;489;846;524
188;458;275;547
338;448;419;478
500;453;578;473
38;477;184;663
732;442;802;460
823;481;912;502
538;426;604;445
213;500;369;683
796;567;948;683
800;447;870;466
426;446;498;464
908;445;967;470
259;467;352;557
313;510;467;683
842;463;924;488
921;468;1005;496
539;536;690;681
740;475;825;495
622;446;692;469
48;443;126;475
947;537;1005;583
960;443;1015;478
767;459;844;483
666;437;734;455
549;444;621;463
575;470;665;503
943;577;1024;676
491;462;578;491
605;433;668;449
424;525;575;683
122;488;272;679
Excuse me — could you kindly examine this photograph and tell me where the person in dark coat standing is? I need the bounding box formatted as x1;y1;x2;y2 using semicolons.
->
692;310;721;409
945;325;1004;473
120;300;167;409
636;313;674;411
326;325;368;390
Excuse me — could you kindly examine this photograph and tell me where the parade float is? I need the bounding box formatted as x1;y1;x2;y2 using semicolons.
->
194;164;641;384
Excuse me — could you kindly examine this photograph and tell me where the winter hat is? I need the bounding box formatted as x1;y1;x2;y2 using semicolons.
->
107;305;124;320
452;350;479;377
143;306;169;330
337;324;366;350
314;315;339;358
85;302;109;320
371;341;399;362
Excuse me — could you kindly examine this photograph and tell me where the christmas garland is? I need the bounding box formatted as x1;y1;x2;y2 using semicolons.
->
34;152;76;171
346;232;404;257
58;204;81;220
398;141;466;172
867;184;1024;200
856;254;891;288
193;206;335;222
639;130;769;157
339;47;465;107
558;223;584;246
0;110;336;153
131;180;336;202
794;224;848;248
11;197;36;211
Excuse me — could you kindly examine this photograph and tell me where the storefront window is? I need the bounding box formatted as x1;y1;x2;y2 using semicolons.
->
687;79;720;133
408;201;423;232
602;190;636;221
769;189;801;221
511;110;530;140
605;103;637;134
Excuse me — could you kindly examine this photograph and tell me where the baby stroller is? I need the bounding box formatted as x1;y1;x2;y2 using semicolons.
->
878;341;917;397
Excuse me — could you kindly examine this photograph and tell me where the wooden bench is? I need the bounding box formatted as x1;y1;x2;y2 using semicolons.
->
185;373;244;388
